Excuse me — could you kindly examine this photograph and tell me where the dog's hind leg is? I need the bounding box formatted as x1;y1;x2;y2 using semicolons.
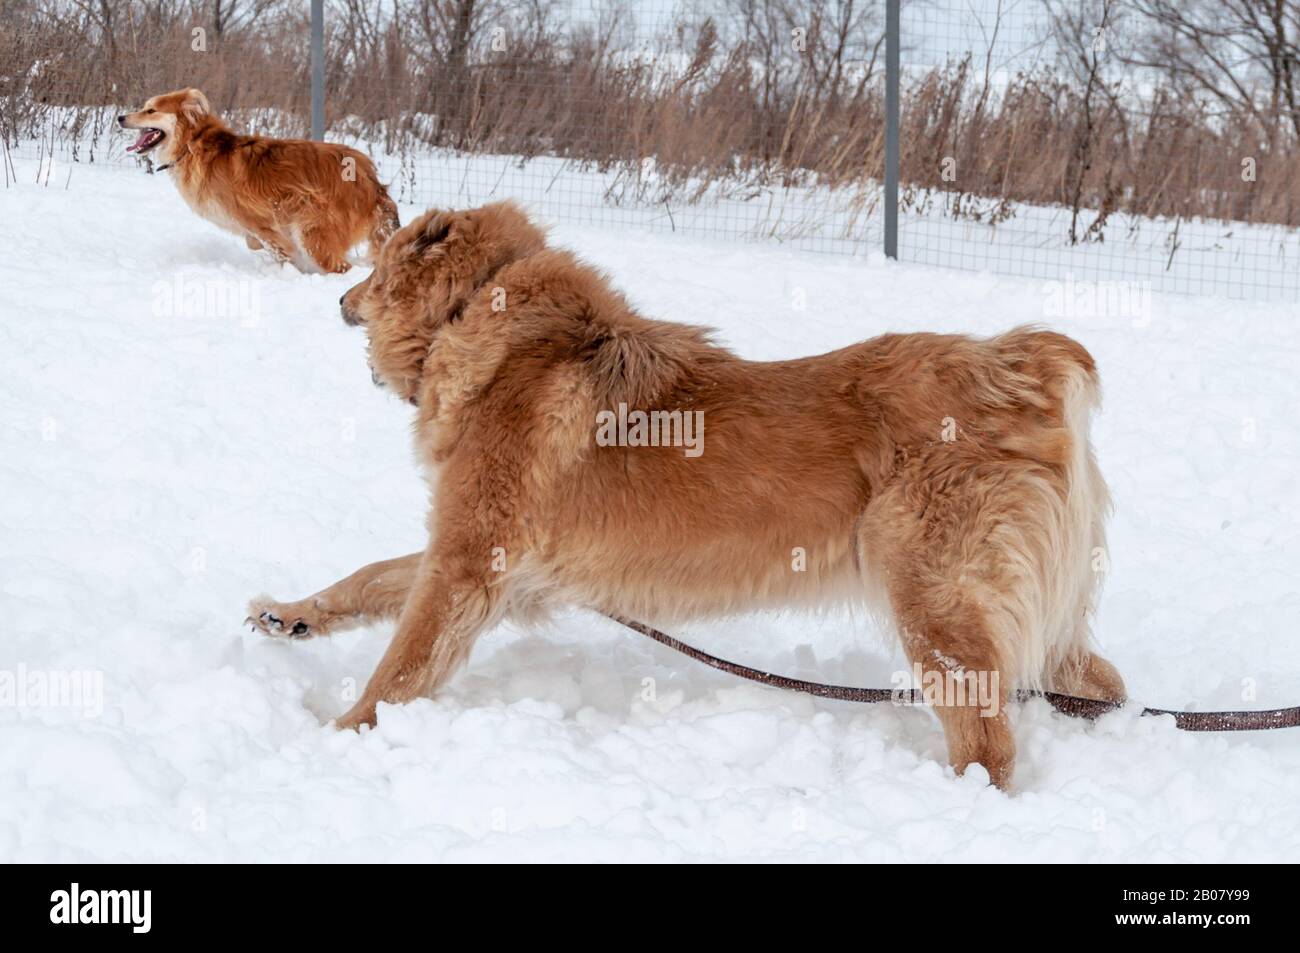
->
335;544;506;730
247;553;421;639
364;196;400;262
1050;649;1126;703
861;473;1029;789
891;586;1017;790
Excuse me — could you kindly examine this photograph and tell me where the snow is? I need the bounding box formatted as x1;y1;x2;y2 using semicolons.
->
2;152;1299;862
19;121;1300;302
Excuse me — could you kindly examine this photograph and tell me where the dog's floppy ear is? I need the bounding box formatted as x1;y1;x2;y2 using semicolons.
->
181;88;211;124
411;212;453;255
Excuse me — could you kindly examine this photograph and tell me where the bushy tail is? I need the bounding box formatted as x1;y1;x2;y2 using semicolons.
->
1037;346;1111;685
987;329;1111;688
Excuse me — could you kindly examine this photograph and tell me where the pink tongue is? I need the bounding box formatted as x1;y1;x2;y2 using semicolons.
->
128;130;155;152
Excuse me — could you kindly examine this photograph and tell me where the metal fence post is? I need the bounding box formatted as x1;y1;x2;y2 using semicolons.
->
311;0;325;140
884;0;899;259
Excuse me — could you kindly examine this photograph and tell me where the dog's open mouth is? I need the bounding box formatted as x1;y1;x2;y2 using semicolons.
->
126;128;165;154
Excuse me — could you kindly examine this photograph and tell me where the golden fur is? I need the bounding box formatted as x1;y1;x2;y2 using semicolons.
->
248;201;1126;788
119;88;399;273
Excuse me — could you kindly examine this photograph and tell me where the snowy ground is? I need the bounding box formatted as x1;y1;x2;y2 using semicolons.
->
2;153;1299;863
15;119;1300;301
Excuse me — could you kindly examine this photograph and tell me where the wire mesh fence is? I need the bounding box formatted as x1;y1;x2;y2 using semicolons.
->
896;0;1300;302
376;0;888;254
0;14;312;169
4;1;1300;301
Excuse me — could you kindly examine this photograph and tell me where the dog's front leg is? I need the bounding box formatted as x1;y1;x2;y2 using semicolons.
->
336;547;503;730
236;219;294;266
247;552;422;639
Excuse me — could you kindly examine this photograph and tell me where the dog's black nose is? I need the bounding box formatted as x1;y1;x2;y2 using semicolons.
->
340;295;362;326
339;294;346;306
116;115;126;127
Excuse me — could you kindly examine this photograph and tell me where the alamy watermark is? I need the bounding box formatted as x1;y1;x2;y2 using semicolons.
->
891;662;1002;717
1042;273;1152;325
595;402;704;457
50;883;151;933
151;274;262;325
1;664;104;718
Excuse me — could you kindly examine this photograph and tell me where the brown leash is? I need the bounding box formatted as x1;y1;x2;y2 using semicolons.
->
608;615;1300;731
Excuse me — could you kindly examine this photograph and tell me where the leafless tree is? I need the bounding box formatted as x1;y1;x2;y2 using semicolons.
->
207;0;282;37
1121;0;1300;142
1040;0;1122;242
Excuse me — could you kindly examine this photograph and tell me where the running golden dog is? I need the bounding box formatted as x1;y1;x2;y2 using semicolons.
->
118;88;398;273
247;202;1125;788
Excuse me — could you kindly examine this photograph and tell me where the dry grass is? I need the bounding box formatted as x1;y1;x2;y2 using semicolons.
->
902;56;1299;234
2;1;1296;229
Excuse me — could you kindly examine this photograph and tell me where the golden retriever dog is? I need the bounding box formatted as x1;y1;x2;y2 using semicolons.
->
246;202;1125;788
118;88;398;273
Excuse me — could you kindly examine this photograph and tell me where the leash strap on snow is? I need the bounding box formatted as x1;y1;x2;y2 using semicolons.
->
608;615;1300;732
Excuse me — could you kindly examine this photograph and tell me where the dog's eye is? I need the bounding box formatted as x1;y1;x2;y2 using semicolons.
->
145;108;155;114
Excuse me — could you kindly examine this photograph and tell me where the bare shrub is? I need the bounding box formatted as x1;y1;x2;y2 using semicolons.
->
2;0;1298;230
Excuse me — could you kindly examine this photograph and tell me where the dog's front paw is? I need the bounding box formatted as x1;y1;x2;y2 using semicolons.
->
335;700;377;731
245;596;326;639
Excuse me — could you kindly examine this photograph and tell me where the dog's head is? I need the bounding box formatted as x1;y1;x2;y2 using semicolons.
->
340;201;547;403
117;88;212;164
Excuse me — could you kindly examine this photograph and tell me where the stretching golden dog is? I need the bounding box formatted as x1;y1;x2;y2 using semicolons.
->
118;88;398;273
247;202;1125;788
